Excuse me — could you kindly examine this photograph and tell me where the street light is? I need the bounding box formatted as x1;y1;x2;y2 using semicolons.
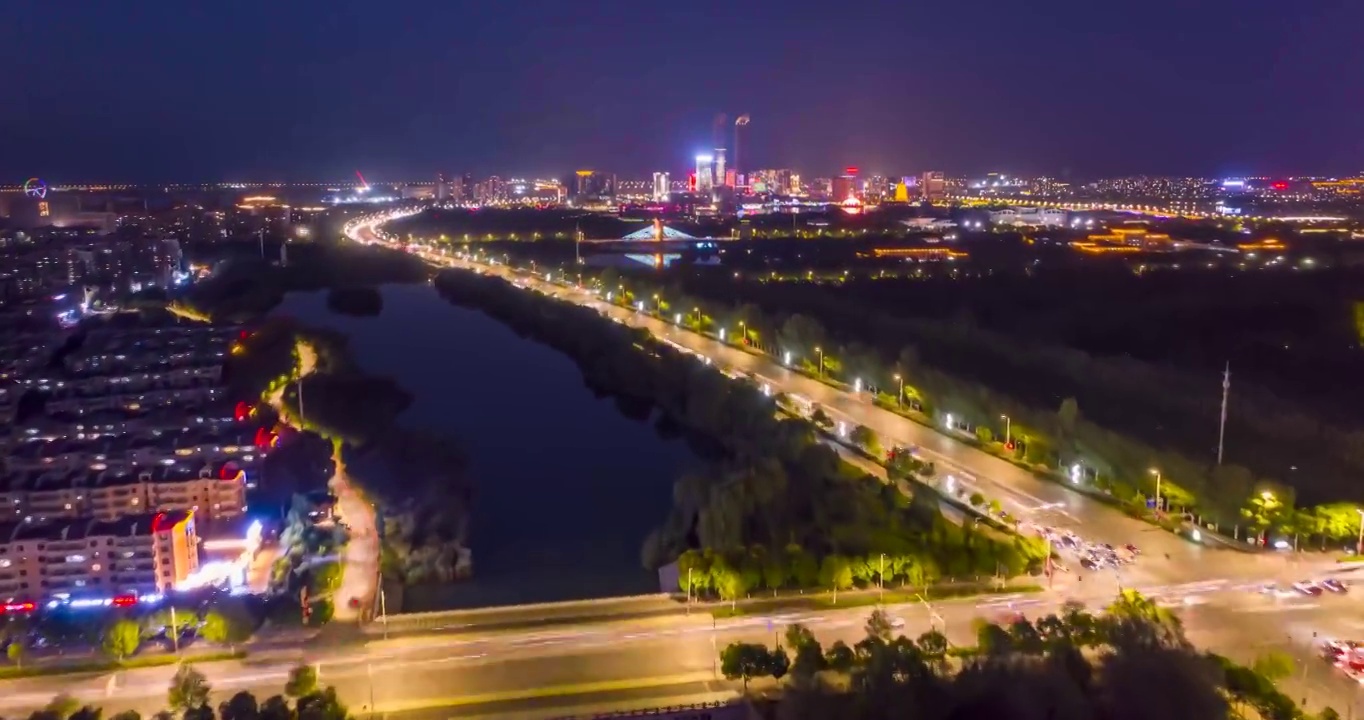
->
878;553;886;601
1000;414;1011;445
815;346;824;378
738;320;746;346
1355;509;1364;556
894;374;904;408
692;307;700;328
1148;468;1162;512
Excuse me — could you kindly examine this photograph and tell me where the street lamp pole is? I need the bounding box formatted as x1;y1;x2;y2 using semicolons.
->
816;346;824;378
895;374;903;409
879;553;885;601
1000;414;1011;445
686;567;693;614
653;294;660;315
1356;510;1364;556
739;320;746;345
1149;468;1162;512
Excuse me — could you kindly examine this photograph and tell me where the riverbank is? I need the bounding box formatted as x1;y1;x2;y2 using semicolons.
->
270;286;702;609
431;268;1049;602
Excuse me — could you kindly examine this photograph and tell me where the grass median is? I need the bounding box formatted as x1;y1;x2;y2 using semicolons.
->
707;583;1043;619
0;650;246;681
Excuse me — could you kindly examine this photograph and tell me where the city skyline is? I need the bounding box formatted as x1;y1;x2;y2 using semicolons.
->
2;1;1362;182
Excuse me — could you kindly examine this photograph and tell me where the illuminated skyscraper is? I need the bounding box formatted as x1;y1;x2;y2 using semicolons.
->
714;148;727;188
695;154;715;195
652;172;670;202
831;167;859;202
921;171;947;201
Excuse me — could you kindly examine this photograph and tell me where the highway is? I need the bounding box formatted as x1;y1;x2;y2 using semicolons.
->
4;579;1364;718
34;210;1311;717
382;223;1301;594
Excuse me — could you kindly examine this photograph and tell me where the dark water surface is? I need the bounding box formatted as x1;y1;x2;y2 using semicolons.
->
275;283;700;609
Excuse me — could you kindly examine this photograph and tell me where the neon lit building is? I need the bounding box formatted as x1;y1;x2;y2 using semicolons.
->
652;172;670;202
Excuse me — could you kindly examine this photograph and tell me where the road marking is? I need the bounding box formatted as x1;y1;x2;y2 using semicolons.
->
371;671;721;714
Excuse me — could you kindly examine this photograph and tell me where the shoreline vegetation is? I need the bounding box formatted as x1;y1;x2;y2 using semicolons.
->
432;269;1050;600
180;241;471;603
728;591;1332;720
449;255;1363;554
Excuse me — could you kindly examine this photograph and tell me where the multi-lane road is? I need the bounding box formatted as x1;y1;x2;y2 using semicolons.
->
6;211;1332;719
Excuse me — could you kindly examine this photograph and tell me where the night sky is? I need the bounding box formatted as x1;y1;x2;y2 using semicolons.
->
3;0;1361;183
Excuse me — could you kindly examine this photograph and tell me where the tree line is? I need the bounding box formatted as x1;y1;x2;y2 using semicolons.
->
567;264;1364;549
432;269;1048;595
225;316;470;592
16;663;349;720
177;241;428;324
726;591;1332;720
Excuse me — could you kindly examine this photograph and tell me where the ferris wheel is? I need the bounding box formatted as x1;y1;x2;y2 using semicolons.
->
22;177;47;199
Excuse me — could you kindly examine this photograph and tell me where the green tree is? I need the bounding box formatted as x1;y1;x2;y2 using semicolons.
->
818;554;853;601
849;425;881;456
968;491;985;508
865;609;895;641
719;642;773;691
809;408;833;429
975;426;994;444
218;691;259;720
824;640;856;673
973;619;1014;655
108;712;142;720
168;664;212;713
296;687;348;720
69;706;103;720
201;600;256;648
307;563;342;595
44;694;81;720
8;640;27;667
785;623;817;651
102;618;141;661
284;664;319;698
789;636;827;687
916;630;949;673
258;696;293;720
1252;650;1296;683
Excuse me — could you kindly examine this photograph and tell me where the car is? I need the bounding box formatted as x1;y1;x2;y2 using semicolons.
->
1323;640;1361;663
1293;581;1325;596
1322;579;1349;594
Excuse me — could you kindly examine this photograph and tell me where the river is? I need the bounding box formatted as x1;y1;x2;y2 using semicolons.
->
274;283;702;610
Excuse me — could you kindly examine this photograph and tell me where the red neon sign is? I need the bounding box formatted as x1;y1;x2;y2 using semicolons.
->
1;602;35;614
844;167;859;176
112;595;137;608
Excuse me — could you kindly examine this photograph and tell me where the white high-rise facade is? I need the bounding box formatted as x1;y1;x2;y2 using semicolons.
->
652;172;670;202
695;155;715;194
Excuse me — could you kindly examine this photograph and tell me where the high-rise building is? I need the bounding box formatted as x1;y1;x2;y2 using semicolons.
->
652;172;670;202
436;173;450;202
714;149;728;188
695;155;715;195
831;167;859;203
921;171;947;202
789;173;802;195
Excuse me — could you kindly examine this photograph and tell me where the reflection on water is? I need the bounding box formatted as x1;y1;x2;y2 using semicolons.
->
275;283;701;609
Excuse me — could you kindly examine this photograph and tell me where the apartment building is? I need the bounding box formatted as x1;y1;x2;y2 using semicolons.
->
0;462;248;525
0;510;199;600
